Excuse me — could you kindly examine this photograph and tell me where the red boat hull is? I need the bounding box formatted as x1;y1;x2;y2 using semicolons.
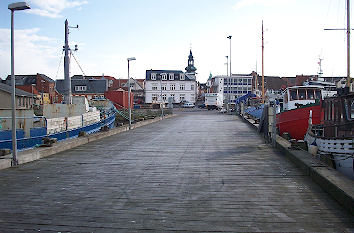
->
276;105;321;140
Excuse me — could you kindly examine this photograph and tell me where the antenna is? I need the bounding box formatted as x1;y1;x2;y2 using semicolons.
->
317;57;323;77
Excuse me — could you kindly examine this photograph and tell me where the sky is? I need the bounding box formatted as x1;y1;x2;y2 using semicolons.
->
0;0;351;83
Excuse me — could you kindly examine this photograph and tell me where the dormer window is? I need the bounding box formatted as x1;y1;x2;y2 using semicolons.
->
151;73;156;80
161;73;167;80
180;73;185;80
75;86;87;91
169;73;174;80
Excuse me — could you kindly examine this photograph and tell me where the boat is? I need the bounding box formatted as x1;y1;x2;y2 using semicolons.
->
276;85;324;140
0;96;116;151
305;91;354;179
0;19;117;152
305;0;354;180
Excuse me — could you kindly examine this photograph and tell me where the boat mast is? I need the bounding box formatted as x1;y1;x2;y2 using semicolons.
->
64;19;72;104
347;0;351;87
262;20;265;103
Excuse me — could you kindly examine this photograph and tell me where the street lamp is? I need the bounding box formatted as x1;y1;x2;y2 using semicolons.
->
8;2;31;166
40;79;45;104
227;35;232;113
31;83;35;107
127;57;136;130
160;76;164;119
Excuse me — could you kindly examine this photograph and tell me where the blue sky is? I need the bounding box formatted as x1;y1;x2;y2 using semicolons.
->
0;0;351;82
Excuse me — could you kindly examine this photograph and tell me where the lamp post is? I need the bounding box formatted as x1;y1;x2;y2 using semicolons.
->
41;80;45;104
160;77;164;119
127;57;136;130
8;2;30;166
31;84;35;107
227;35;232;113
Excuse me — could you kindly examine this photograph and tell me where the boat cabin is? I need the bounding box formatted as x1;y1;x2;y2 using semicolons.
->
282;86;323;111
321;93;354;138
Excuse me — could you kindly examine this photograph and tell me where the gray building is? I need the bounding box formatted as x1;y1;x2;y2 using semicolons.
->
56;76;108;100
0;83;34;109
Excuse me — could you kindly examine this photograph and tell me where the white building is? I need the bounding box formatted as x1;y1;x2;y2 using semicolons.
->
145;70;197;104
211;74;254;104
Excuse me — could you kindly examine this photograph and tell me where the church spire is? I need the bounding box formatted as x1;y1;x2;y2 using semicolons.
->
185;49;197;74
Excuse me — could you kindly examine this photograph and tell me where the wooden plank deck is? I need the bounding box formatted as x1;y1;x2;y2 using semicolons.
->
0;110;352;232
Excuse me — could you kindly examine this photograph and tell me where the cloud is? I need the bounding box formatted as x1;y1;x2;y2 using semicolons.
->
233;0;294;11
27;0;88;18
0;28;61;79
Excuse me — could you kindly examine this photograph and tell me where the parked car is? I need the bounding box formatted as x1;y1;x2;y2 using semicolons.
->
219;108;227;113
198;103;206;108
182;102;195;108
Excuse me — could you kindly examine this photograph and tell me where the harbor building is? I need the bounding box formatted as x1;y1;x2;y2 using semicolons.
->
145;50;197;104
145;70;196;104
210;74;254;104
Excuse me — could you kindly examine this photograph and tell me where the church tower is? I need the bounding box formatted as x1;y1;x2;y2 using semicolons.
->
185;49;197;74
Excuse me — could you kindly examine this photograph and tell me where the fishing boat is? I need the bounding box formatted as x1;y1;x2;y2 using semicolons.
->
0;19;116;152
276;85;324;140
0;97;116;151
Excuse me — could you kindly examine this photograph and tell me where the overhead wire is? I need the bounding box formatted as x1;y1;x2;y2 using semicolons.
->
55;50;64;80
71;51;87;77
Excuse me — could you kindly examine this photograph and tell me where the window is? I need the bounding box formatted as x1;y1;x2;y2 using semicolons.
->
75;86;87;91
161;73;167;80
180;84;185;90
162;85;167;91
298;89;306;100
307;89;315;99
180;94;185;101
180;73;185;80
152;85;158;91
315;90;321;99
170;84;176;90
170;94;175;102
169;73;174;80
162;94;167;102
346;99;354;119
191;85;194;90
151;73;156;80
191;94;195;101
152;94;158;102
290;90;297;100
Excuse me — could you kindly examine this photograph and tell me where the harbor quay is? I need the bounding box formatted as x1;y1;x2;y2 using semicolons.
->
0;110;353;232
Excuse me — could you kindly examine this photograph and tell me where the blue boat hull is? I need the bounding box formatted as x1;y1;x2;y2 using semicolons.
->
0;113;116;151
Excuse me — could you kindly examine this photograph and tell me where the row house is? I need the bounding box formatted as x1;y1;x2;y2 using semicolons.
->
56;75;133;109
145;70;197;104
56;76;108;100
4;73;61;104
73;75;145;104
